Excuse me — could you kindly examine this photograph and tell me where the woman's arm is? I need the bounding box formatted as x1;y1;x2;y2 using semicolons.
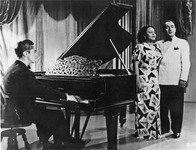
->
134;61;141;92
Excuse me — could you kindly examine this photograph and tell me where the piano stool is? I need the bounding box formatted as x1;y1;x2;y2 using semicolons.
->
1;122;32;150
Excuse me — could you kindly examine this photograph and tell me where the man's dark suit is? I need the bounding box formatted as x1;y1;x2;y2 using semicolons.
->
3;60;70;141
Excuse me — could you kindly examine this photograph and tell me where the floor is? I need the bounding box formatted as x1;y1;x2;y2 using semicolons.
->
1;102;196;150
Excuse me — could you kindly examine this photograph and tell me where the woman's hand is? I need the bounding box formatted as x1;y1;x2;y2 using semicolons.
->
137;81;143;93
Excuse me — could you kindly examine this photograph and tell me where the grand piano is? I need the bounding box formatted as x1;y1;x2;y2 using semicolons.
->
35;2;136;150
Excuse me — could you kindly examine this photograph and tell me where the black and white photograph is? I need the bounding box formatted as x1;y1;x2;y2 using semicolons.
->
0;0;196;150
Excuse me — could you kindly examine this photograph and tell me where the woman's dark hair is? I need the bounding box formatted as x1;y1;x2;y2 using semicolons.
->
15;40;34;58
137;25;155;43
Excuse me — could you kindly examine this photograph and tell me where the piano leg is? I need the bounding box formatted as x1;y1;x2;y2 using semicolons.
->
119;106;126;128
70;109;91;140
65;108;71;135
72;109;80;139
105;109;118;150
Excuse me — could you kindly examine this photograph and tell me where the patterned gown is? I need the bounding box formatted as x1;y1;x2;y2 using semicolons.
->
132;42;162;139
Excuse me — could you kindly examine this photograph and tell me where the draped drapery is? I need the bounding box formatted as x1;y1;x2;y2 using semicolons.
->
1;0;134;77
0;0;23;26
0;0;37;79
151;0;195;41
0;0;23;79
1;0;108;74
176;0;195;38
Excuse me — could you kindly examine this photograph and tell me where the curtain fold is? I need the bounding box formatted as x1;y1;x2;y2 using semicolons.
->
0;0;23;26
0;0;109;73
1;0;133;74
176;0;195;38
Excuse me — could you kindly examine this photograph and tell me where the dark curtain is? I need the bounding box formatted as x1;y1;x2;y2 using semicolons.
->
152;0;195;40
0;0;23;26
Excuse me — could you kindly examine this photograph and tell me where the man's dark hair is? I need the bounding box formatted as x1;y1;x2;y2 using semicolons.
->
162;20;176;31
137;25;155;43
15;40;34;58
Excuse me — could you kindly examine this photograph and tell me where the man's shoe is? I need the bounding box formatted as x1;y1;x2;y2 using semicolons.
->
173;133;181;138
42;141;59;150
62;139;85;149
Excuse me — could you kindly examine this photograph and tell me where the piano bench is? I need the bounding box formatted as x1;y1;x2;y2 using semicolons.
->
1;122;32;150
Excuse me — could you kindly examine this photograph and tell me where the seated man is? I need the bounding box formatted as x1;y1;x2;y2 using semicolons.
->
3;39;84;149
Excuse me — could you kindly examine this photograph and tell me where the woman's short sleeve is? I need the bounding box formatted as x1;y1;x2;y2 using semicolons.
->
132;44;142;62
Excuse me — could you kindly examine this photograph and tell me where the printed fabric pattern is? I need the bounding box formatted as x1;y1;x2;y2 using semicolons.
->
132;43;162;139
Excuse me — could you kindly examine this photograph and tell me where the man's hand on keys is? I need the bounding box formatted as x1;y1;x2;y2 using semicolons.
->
66;94;82;102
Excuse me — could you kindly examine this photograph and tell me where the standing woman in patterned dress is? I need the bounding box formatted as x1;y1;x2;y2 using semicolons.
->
132;26;162;139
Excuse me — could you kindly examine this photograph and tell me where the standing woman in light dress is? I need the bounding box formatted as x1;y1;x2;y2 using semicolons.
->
132;26;162;139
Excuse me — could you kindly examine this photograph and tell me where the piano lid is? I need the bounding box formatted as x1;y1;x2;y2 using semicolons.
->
58;3;133;64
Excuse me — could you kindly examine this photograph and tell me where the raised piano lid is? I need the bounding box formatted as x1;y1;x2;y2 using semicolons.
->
58;2;133;64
